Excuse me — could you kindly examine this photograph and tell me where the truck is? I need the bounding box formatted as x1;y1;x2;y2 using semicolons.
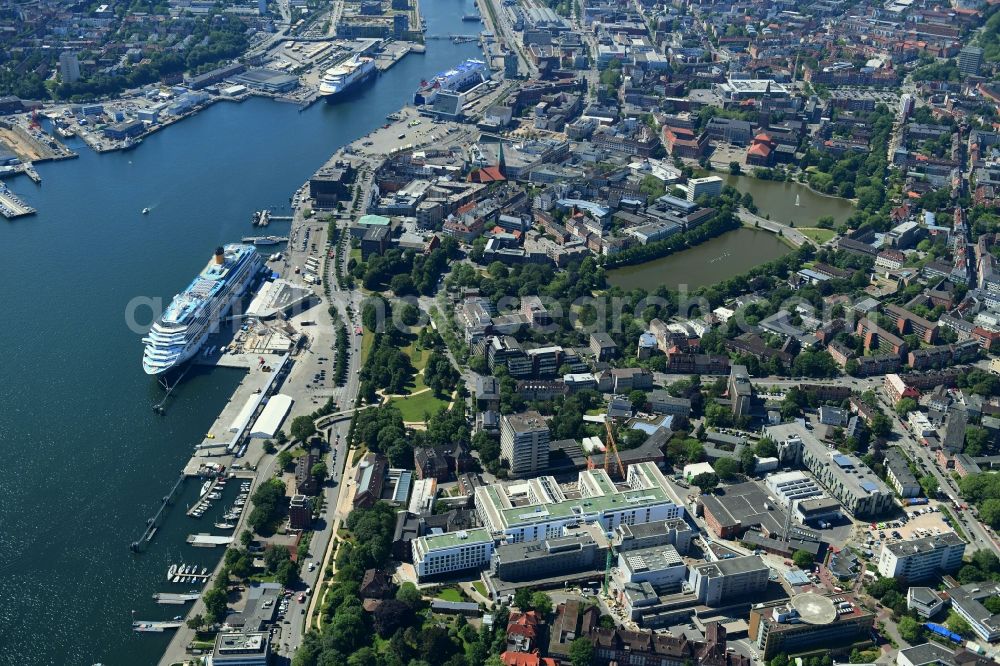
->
905;498;929;506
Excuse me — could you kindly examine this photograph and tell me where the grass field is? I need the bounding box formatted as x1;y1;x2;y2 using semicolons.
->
472;581;488;598
435;587;467;603
389;341;448;421
798;227;837;245
359;328;374;365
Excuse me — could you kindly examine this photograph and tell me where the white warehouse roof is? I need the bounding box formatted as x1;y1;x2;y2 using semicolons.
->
250;394;293;438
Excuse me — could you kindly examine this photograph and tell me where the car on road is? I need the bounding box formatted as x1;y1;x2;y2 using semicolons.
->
298;593;306;603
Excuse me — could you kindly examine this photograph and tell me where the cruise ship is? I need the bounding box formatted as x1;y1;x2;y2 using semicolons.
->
142;244;263;375
319;54;377;100
413;59;488;105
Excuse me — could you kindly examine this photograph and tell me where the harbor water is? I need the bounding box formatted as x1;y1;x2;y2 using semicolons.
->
0;2;481;663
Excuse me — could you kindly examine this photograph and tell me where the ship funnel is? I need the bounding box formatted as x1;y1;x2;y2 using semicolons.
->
214;246;225;264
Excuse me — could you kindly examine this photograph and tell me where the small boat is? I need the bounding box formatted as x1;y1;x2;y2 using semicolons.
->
142;207;150;215
215;522;236;530
208;492;222;500
167;564;177;580
200;481;212;496
173;575;181;583
201;567;208;575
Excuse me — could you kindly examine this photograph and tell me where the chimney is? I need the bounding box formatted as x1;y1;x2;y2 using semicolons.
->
214;246;225;265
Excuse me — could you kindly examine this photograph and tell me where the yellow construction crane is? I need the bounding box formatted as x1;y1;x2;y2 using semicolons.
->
603;418;626;479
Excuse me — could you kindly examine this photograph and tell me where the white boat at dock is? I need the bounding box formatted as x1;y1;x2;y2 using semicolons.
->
214;521;236;529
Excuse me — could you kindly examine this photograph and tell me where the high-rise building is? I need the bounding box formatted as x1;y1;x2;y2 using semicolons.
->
59;51;80;83
958;46;984;77
876;532;966;582
500;411;550;476
393;13;408;38
505;52;519;79
412;528;495;580
686;176;722;202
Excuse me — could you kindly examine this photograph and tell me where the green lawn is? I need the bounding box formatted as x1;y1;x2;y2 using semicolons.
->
472;581;488;598
436;587;466;603
389;342;449;421
798;227;837;244
391;389;447;422
359;328;374;365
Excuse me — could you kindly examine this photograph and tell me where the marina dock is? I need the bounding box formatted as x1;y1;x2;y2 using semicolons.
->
0;182;37;219
185;477;222;516
154;592;201;605
186;533;233;547
133;620;183;633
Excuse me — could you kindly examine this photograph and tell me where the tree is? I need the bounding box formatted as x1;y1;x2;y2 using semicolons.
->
186;613;205;631
729;161;742;175
895;398;918;417
947;610;974;638
240;530;252;548
396;581;424;607
965;427;989;457
870;411;892;437
263;439;276;454
628;389;648;411
713;457;739;481
277;450;294;470
290;415;317;442
513;587;533;611
690;472;718;493
373;599;413;637
531;591;553;617
311;461;328;481
740;446;757;476
203;587;228;623
569;637;594;666
898;615;923;644
919;475;938;498
980;498;1000;529
792;550;814;569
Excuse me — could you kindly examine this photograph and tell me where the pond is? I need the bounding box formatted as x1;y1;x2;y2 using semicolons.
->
606;227;793;291
725;174;855;227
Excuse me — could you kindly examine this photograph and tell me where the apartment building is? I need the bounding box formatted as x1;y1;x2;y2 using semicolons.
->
876;533;965;582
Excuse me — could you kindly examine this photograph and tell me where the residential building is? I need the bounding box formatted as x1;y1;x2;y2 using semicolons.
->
876;533;966;582
288;494;312;531
958;46;984;77
500;411;550;477
948;582;1000;642
59;51;80;83
474;463;683;544
688;555;770;606
412;528;495;580
590;332;618;361
884;448;921;498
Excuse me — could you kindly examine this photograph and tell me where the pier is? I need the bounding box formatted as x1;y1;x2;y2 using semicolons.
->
133;620;183;633
131;473;185;553
0;182;37;219
185;477;222;517
154;592;201;605
241;235;289;245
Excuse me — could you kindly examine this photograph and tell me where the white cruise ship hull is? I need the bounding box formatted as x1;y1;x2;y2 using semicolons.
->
142;244;263;375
